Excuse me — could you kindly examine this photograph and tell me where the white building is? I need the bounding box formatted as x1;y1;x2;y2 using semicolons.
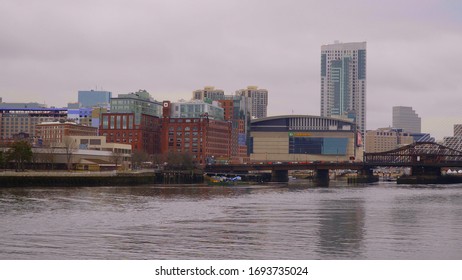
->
33;135;132;171
321;41;367;136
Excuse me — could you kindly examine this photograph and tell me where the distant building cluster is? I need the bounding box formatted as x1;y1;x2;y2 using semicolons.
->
0;86;269;169
365;106;434;153
1;41;452;170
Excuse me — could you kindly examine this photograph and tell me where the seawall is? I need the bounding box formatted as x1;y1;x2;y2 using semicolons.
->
0;171;204;187
397;175;462;184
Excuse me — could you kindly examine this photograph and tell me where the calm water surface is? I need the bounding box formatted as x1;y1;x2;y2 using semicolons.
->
1;180;462;259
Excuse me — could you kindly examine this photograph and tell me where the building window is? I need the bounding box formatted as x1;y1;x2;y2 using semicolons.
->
103;116;108;129
116;116;121;129
122;115;127;129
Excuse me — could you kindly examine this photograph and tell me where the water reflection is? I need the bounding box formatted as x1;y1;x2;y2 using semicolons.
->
316;198;365;259
1;183;462;259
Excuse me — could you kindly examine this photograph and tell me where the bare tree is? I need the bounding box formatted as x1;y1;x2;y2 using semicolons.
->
62;137;78;171
39;144;57;170
0;150;5;170
131;150;150;170
111;149;125;171
165;151;195;171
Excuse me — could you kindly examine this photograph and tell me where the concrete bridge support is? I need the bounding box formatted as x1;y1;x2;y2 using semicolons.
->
348;167;379;184
411;166;442;176
360;168;374;177
315;169;330;182
271;170;289;182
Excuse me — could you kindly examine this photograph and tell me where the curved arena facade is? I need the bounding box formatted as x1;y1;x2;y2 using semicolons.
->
250;115;363;162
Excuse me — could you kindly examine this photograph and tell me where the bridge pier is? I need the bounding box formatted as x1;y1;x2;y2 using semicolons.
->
315;169;330;182
271;170;289;182
360;167;374;177
348;167;379;184
411;166;441;176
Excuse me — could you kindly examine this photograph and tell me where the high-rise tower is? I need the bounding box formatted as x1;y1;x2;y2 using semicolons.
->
392;106;421;134
236;86;268;119
321;41;366;135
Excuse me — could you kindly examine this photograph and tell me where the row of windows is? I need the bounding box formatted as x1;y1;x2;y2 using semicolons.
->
288;137;348;155
102;115;134;130
169;132;201;137
168;126;200;132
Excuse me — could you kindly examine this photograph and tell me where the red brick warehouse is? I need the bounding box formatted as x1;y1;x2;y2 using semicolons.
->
160;101;231;165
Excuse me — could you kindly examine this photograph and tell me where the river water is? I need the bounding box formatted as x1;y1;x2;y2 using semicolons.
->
1;180;462;259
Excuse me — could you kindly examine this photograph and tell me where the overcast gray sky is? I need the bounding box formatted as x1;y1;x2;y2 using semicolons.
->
1;0;461;140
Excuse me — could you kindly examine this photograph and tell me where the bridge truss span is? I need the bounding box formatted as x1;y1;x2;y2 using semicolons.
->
364;142;462;165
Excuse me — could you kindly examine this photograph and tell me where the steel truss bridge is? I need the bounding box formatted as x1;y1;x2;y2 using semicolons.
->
364;142;462;167
205;142;462;182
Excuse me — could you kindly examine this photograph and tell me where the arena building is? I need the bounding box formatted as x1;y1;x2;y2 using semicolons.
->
249;115;363;162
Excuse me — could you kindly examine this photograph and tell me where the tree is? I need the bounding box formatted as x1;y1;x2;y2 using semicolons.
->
131;150;150;170
111;149;125;171
165;151;196;171
7;141;33;171
0;150;5;170
41;144;57;170
62;137;78;171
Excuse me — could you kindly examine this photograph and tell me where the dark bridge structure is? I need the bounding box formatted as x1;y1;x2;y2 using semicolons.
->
205;142;462;183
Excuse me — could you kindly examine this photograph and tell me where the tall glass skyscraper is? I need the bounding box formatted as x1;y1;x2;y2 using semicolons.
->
320;41;367;135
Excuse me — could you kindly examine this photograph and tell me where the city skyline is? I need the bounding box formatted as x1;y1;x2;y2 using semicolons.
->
1;0;461;140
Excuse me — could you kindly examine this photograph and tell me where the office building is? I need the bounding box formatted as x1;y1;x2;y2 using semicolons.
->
36;121;98;147
100;90;162;154
192;86;225;101
100;113;161;154
192;87;251;162
78;90;112;108
321;41;367;136
365;128;414;153
443;124;462;151
0;107;67;146
392;106;421;133
110;90;162;120
160;101;231;165
236;86;268;119
169;99;224;120
454;124;462;138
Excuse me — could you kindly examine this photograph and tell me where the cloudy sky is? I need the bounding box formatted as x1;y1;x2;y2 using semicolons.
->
1;0;461;140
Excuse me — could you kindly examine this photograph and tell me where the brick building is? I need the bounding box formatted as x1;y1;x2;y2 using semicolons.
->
0;107;67;146
99;90;163;155
99;113;161;154
160;101;231;165
218;99;249;163
36;121;98;147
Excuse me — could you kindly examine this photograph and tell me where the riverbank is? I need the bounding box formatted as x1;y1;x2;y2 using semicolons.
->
0;170;204;187
397;175;462;184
